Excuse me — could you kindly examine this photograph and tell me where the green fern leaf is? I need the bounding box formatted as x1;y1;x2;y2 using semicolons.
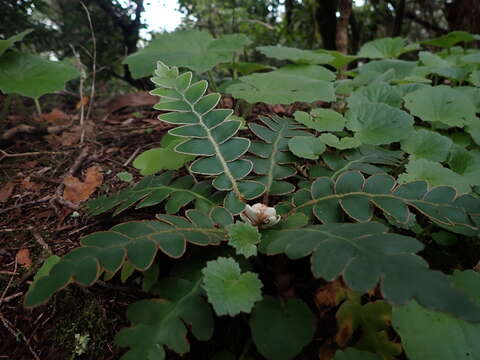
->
24;210;229;307
248;115;309;196
115;271;213;360
259;222;480;321
292;171;479;231
151;61;265;213
86;172;219;216
310;146;404;179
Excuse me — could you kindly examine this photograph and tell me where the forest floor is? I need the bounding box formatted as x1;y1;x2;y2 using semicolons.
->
0;89;296;360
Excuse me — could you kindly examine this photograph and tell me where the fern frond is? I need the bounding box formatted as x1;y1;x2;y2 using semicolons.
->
292;171;480;232
24;208;231;307
313;146;404;179
151;61;265;213
86;172;220;216
248;115;310;198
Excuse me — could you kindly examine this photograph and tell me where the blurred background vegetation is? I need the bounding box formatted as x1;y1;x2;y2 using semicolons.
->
1;0;479;87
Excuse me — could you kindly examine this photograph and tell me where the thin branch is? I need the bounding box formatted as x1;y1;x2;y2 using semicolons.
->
0;196;52;216
80;2;97;122
70;45;86;144
0;150;69;161
405;10;448;35
123;146;141;166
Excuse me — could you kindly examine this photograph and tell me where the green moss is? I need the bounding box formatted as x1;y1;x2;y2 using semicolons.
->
51;287;109;359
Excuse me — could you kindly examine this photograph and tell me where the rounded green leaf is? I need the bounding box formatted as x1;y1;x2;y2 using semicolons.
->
358;37;419;59
202;257;263;316
398;159;471;194
133;148;194;175
318;134;361;150
470;70;480;87
347;82;403;108
315;49;358;69
392;271;480;360
226;222;261;258
257;45;334;64
288;136;326;160
124;30;250;77
346;103;414;145
421;31;478;48
401;129;453;162
0;29;33;56
116;172;133;182
32;255;61;283
226;65;335;105
294;109;346;132
404;86;477;127
0;51;80;98
250;296;316;360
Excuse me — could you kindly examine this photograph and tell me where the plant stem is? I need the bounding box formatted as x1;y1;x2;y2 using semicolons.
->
239;337;252;360
34;98;42;117
207;70;219;92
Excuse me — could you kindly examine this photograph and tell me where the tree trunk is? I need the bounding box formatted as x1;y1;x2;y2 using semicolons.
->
335;0;352;54
445;0;480;34
315;0;338;50
285;0;294;32
391;0;406;36
349;10;360;54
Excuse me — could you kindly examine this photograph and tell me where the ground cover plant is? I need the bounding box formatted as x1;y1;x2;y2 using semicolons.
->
2;25;480;360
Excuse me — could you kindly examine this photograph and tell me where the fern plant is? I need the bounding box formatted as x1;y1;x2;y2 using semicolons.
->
25;52;480;360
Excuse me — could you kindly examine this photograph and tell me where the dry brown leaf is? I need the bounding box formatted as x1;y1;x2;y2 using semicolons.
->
107;91;157;113
315;279;349;315
76;96;89;110
318;341;336;360
20;160;39;169
0;181;15;202
41;108;70;124
63;165;103;204
21;177;42;191
16;248;32;268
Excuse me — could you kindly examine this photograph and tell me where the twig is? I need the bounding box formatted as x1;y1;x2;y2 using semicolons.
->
0;271;19;275
64;147;90;178
0;292;22;304
0;149;69;162
80;1;97;122
67;220;101;236
33;98;42;117
31;175;62;185
1;124;36;140
0;259;17;304
239;18;275;30
50;147;90;212
0;314;41;360
0;196;52;216
70;45;86;144
1;122;74;141
32;231;52;255
123;146;141;166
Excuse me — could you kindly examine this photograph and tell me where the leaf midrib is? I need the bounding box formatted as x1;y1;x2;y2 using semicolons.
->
179;91;243;199
291;191;473;227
